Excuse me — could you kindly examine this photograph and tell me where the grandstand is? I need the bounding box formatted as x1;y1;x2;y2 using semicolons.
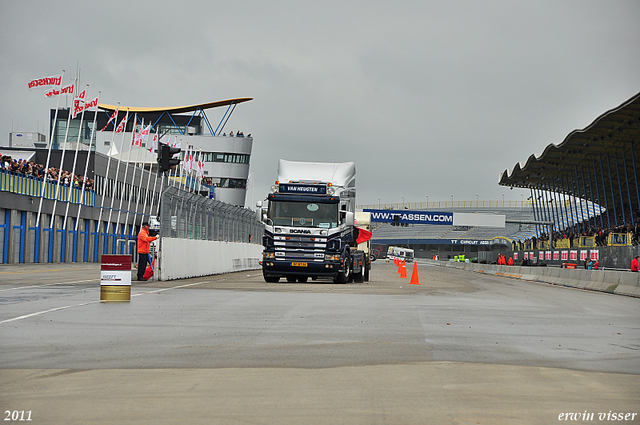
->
367;92;639;267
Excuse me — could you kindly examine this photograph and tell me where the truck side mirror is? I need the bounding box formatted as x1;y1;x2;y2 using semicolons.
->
345;211;355;226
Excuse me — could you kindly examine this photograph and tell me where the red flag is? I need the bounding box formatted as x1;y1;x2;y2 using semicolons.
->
356;227;372;245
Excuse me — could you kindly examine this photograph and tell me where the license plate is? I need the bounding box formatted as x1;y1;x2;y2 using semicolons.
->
291;262;307;267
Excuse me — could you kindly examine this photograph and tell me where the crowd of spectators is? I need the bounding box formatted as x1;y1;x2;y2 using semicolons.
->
1;153;94;191
525;211;640;248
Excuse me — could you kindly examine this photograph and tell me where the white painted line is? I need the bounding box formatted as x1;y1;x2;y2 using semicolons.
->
0;301;102;324
0;280;215;325
0;279;100;292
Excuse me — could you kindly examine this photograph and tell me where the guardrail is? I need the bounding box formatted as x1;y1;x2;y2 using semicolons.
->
0;169;95;206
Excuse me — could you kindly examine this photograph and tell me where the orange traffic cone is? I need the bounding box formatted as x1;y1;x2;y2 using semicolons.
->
409;262;420;285
400;261;408;278
397;259;402;273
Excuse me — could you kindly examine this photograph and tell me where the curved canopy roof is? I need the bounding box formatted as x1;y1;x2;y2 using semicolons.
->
98;97;253;114
499;92;640;217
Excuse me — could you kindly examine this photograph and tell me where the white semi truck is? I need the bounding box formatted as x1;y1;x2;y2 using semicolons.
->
260;159;371;283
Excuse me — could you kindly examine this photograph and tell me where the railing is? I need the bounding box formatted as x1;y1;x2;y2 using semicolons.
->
576;236;596;248
0;169;95;206
608;233;632;247
357;200;530;210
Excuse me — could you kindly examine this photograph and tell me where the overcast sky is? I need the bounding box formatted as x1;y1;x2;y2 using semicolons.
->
2;0;639;208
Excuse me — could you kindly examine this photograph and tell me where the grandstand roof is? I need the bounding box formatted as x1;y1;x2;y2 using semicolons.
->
98;97;253;114
499;92;640;212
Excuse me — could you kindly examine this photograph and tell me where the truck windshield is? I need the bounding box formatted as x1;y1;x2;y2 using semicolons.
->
268;200;339;228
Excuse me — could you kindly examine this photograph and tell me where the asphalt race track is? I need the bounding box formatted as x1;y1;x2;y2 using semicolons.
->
1;260;638;424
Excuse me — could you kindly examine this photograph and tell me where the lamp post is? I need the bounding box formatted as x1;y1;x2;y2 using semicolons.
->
378;197;380;209
476;193;479;207
450;194;453;207
402;196;404;209
502;193;505;206
425;195;428;209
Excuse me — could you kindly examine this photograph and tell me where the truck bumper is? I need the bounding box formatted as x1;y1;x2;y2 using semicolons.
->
262;260;341;278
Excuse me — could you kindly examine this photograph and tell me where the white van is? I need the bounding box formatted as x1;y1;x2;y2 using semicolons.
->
386;246;414;262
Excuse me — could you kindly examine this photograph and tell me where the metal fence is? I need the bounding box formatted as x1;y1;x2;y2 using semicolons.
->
159;185;263;243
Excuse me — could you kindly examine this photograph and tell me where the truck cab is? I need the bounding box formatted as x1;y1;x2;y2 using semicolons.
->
260;160;368;284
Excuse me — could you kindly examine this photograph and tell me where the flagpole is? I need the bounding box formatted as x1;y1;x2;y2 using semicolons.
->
63;84;89;230
75;91;100;232
125;118;144;235
143;127;158;218
197;148;203;195
116;113;137;252
148;132;165;220
49;82;76;235
169;136;178;188
106;109;130;240
36;69;65;228
97;102;119;235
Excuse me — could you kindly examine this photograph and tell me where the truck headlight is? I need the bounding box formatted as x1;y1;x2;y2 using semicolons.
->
327;187;335;195
264;252;275;260
325;254;340;261
271;185;278;193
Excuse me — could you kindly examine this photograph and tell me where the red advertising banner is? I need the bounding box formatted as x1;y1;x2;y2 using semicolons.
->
101;255;132;271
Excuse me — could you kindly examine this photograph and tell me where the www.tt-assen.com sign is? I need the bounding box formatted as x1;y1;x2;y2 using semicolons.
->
365;209;453;225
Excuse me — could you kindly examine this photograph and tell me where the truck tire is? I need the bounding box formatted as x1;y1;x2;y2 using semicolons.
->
286;276;297;283
353;266;364;283
364;264;370;282
297;276;308;283
334;252;351;284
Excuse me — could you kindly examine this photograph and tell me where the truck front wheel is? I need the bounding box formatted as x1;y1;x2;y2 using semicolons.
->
334;252;351;284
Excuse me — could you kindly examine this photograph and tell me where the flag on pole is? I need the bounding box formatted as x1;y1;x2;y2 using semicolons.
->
149;132;158;153
44;83;74;98
100;107;119;132
132;124;150;146
184;146;192;172
72;89;87;118
83;96;99;111
115;110;129;133
28;74;62;91
197;154;205;179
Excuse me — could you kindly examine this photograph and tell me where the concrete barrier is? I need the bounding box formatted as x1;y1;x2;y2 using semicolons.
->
422;259;639;298
616;272;640;297
159;237;263;281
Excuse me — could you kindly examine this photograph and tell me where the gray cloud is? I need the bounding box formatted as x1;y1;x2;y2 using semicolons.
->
2;0;639;208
